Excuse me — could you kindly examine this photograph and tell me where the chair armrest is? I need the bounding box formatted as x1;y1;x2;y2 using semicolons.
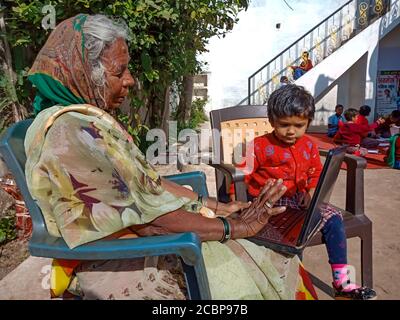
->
343;154;366;216
164;171;209;198
343;153;367;170
319;150;366;216
207;162;246;182
29;232;203;265
206;161;248;202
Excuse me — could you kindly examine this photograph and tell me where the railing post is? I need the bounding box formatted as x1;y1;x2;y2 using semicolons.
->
339;8;343;44
247;77;251;105
324;20;329;58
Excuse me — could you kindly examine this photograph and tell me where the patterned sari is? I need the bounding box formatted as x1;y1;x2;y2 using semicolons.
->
25;14;318;300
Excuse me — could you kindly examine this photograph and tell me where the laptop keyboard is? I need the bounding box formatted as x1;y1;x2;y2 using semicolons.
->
256;223;284;242
253;209;306;245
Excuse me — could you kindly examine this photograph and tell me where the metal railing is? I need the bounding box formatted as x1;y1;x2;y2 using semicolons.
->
237;0;392;106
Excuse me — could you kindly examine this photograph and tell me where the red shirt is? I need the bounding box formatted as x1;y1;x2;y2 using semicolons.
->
396;137;400;161
231;133;322;198
300;59;313;71
334;122;368;145
355;115;369;126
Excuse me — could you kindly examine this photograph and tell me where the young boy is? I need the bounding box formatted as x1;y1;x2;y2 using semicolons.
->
327;104;344;137
334;108;382;154
376;110;400;138
355;105;373;126
232;85;376;299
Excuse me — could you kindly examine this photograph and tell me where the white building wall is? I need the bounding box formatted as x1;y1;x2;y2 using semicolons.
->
378;24;400;69
337;53;368;110
297;0;400;124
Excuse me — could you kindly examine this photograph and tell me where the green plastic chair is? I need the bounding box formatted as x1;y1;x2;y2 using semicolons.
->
0;119;211;300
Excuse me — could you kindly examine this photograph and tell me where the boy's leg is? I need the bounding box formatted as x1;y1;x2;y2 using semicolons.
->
327;132;335;138
320;212;377;299
360;137;379;149
320;214;347;265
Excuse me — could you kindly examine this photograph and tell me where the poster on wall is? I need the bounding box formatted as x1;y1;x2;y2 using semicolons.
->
376;70;400;117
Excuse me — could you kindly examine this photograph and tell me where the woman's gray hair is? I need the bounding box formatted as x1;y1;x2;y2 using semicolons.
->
83;14;130;86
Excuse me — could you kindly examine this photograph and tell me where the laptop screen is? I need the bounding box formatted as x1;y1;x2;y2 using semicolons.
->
297;147;346;246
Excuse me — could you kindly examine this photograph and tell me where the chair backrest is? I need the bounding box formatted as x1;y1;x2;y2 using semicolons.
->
209;105;273;201
210;105;272;165
0;119;48;236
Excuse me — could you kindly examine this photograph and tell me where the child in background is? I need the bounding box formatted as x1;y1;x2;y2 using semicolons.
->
376;110;400;138
280;76;289;87
356;105;385;138
334;108;383;155
356;105;373;126
231;84;376;299
291;51;313;80
327;104;345;137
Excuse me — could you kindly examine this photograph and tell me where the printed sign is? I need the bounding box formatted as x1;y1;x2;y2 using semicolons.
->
376;70;400;117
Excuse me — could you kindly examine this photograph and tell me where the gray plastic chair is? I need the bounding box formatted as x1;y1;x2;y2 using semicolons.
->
208;105;373;292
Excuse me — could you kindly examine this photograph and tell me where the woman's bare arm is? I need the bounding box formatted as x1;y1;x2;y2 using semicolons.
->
130;208;227;242
161;178;198;200
160;178;248;215
131;179;287;242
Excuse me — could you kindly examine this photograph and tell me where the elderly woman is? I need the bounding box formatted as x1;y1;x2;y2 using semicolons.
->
25;14;317;300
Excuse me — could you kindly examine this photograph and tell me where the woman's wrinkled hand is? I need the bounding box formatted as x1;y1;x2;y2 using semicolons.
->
230;179;287;239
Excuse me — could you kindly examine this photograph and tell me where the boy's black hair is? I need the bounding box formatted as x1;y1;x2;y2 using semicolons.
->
391;110;400;119
267;84;315;123
359;105;371;116
335;104;344;110
344;108;358;121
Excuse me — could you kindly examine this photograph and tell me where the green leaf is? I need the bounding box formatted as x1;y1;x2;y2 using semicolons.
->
14;38;31;46
0;216;17;244
140;51;152;72
160;9;171;20
0;229;6;244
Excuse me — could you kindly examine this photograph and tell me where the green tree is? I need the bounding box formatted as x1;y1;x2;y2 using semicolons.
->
1;0;248;134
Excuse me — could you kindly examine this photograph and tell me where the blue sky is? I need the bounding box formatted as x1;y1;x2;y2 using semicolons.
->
201;0;349;109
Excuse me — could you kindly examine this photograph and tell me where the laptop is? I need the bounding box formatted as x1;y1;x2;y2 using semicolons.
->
248;146;346;256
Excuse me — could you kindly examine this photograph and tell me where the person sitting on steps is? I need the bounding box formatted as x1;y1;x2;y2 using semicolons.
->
290;51;313;80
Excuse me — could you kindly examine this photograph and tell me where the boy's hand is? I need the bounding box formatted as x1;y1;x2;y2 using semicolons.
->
217;201;251;217
299;189;315;209
377;118;385;125
225;201;251;214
